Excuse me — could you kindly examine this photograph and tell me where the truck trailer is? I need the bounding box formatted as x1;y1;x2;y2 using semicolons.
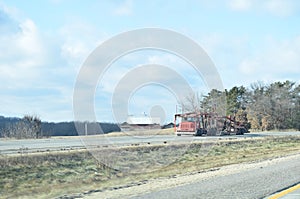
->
174;112;249;136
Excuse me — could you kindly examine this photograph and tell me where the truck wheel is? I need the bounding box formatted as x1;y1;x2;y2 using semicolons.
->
196;129;203;136
237;128;244;135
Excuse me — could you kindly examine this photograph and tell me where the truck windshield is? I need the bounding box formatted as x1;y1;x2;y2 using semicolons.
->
182;117;195;122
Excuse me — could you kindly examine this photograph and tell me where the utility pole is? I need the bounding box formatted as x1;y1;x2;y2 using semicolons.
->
85;122;87;136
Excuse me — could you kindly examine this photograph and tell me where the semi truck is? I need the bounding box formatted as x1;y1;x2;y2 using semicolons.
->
174;111;249;136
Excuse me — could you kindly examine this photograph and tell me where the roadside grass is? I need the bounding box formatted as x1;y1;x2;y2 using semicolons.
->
249;128;299;133
0;136;300;198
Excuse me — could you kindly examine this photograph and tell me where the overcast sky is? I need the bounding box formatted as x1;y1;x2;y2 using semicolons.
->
1;0;300;123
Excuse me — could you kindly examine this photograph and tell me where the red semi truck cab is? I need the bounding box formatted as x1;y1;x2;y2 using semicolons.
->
174;113;204;136
178;121;196;132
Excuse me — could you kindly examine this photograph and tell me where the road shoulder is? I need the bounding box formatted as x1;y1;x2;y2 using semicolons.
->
83;153;300;199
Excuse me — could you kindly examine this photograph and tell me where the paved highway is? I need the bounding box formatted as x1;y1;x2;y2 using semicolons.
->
81;153;300;199
0;131;299;155
131;154;300;199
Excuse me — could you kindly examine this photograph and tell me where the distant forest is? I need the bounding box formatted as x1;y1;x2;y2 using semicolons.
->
184;80;300;131
0;116;120;138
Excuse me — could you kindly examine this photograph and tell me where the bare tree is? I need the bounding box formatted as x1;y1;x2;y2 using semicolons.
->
4;115;42;139
182;92;203;113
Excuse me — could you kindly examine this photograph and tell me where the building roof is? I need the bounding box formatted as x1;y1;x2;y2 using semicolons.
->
127;116;160;125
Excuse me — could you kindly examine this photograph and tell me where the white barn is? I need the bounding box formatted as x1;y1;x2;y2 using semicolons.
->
127;116;160;125
121;115;161;131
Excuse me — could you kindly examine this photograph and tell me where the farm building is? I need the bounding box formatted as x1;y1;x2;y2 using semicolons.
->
121;115;161;131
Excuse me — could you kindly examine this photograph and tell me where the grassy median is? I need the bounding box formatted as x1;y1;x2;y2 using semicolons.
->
0;136;300;198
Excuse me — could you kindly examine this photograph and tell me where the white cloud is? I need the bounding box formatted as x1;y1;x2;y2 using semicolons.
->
238;36;300;81
97;66;130;93
17;19;44;56
228;0;299;17
0;4;76;121
97;53;180;94
48;0;64;5
0;9;45;88
229;0;253;11
147;54;179;65
239;59;259;75
193;32;300;88
0;2;21;21
59;21;104;67
264;37;300;72
264;0;295;17
113;0;133;16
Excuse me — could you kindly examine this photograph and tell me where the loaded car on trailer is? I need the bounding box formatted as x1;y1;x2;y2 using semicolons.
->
174;111;249;136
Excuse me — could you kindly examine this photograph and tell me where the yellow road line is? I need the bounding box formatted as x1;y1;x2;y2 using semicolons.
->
269;183;300;199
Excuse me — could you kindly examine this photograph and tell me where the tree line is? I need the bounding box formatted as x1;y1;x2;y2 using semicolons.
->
184;80;300;131
0;116;120;139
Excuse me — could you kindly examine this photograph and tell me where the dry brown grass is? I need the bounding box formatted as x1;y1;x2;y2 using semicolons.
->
0;136;299;198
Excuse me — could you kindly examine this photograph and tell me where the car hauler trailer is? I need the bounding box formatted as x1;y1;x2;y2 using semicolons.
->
174;112;249;136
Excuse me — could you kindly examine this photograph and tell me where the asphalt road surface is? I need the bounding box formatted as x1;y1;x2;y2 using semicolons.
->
131;154;300;199
0;131;299;155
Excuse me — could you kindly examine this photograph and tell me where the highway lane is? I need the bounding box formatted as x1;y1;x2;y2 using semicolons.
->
0;131;299;155
131;154;300;199
0;135;223;154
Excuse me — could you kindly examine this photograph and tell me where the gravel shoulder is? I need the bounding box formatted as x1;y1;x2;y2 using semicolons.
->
84;153;300;199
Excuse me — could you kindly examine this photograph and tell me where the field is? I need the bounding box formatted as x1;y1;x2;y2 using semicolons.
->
0;136;300;198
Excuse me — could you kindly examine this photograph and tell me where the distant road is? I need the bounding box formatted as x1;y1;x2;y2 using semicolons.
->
0;131;299;155
131;154;300;199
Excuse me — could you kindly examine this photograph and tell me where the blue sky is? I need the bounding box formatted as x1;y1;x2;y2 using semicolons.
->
1;0;300;123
